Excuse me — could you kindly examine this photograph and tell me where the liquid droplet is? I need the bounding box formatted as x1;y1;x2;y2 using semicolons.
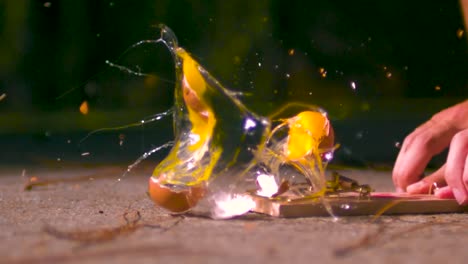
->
79;101;89;115
456;28;464;39
323;152;334;162
395;141;401;148
355;131;363;139
319;67;327;78
119;133;125;146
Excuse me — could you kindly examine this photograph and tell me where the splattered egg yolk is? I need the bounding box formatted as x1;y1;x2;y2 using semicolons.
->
286;111;332;160
177;48;216;151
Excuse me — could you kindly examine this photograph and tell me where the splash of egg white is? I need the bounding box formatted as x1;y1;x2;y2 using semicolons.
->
212;193;256;219
256;173;279;197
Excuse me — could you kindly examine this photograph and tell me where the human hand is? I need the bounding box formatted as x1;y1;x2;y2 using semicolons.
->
392;100;468;205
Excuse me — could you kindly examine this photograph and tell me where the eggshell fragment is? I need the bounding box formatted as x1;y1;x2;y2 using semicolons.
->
319;124;335;150
148;177;205;213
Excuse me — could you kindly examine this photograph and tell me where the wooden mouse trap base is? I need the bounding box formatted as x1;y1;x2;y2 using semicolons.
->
250;192;468;218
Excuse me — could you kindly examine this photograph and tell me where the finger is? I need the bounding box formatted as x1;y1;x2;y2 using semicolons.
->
392;119;455;191
445;130;468;205
392;123;432;191
393;101;468;191
434;186;455;199
464;150;468;195
406;164;446;194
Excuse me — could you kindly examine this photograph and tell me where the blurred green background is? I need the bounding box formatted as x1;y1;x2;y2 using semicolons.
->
0;0;467;167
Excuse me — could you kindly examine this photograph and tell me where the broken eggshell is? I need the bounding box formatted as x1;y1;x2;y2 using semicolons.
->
148;177;205;213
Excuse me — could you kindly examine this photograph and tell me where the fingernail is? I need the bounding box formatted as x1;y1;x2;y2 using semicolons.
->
396;187;405;193
407;181;429;194
452;188;467;205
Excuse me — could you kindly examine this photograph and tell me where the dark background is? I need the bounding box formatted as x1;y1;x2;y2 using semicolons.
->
0;0;467;168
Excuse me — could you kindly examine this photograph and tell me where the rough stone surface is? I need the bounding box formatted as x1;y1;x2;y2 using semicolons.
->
1;167;467;264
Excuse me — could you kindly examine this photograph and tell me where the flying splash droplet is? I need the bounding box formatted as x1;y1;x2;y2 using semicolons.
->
456;28;464;39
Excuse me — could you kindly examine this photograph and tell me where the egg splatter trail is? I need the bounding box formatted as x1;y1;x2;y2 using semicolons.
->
120;25;336;219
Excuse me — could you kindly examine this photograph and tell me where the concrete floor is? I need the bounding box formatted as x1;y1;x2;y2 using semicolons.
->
1;166;467;264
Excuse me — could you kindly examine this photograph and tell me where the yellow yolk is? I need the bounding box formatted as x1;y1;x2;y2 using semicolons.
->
177;48;216;151
286;111;329;160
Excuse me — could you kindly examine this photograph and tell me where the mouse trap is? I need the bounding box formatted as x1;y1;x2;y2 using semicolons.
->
251;192;467;217
250;172;468;217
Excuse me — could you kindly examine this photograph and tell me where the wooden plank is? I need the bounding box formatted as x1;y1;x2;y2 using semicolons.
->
250;192;468;217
